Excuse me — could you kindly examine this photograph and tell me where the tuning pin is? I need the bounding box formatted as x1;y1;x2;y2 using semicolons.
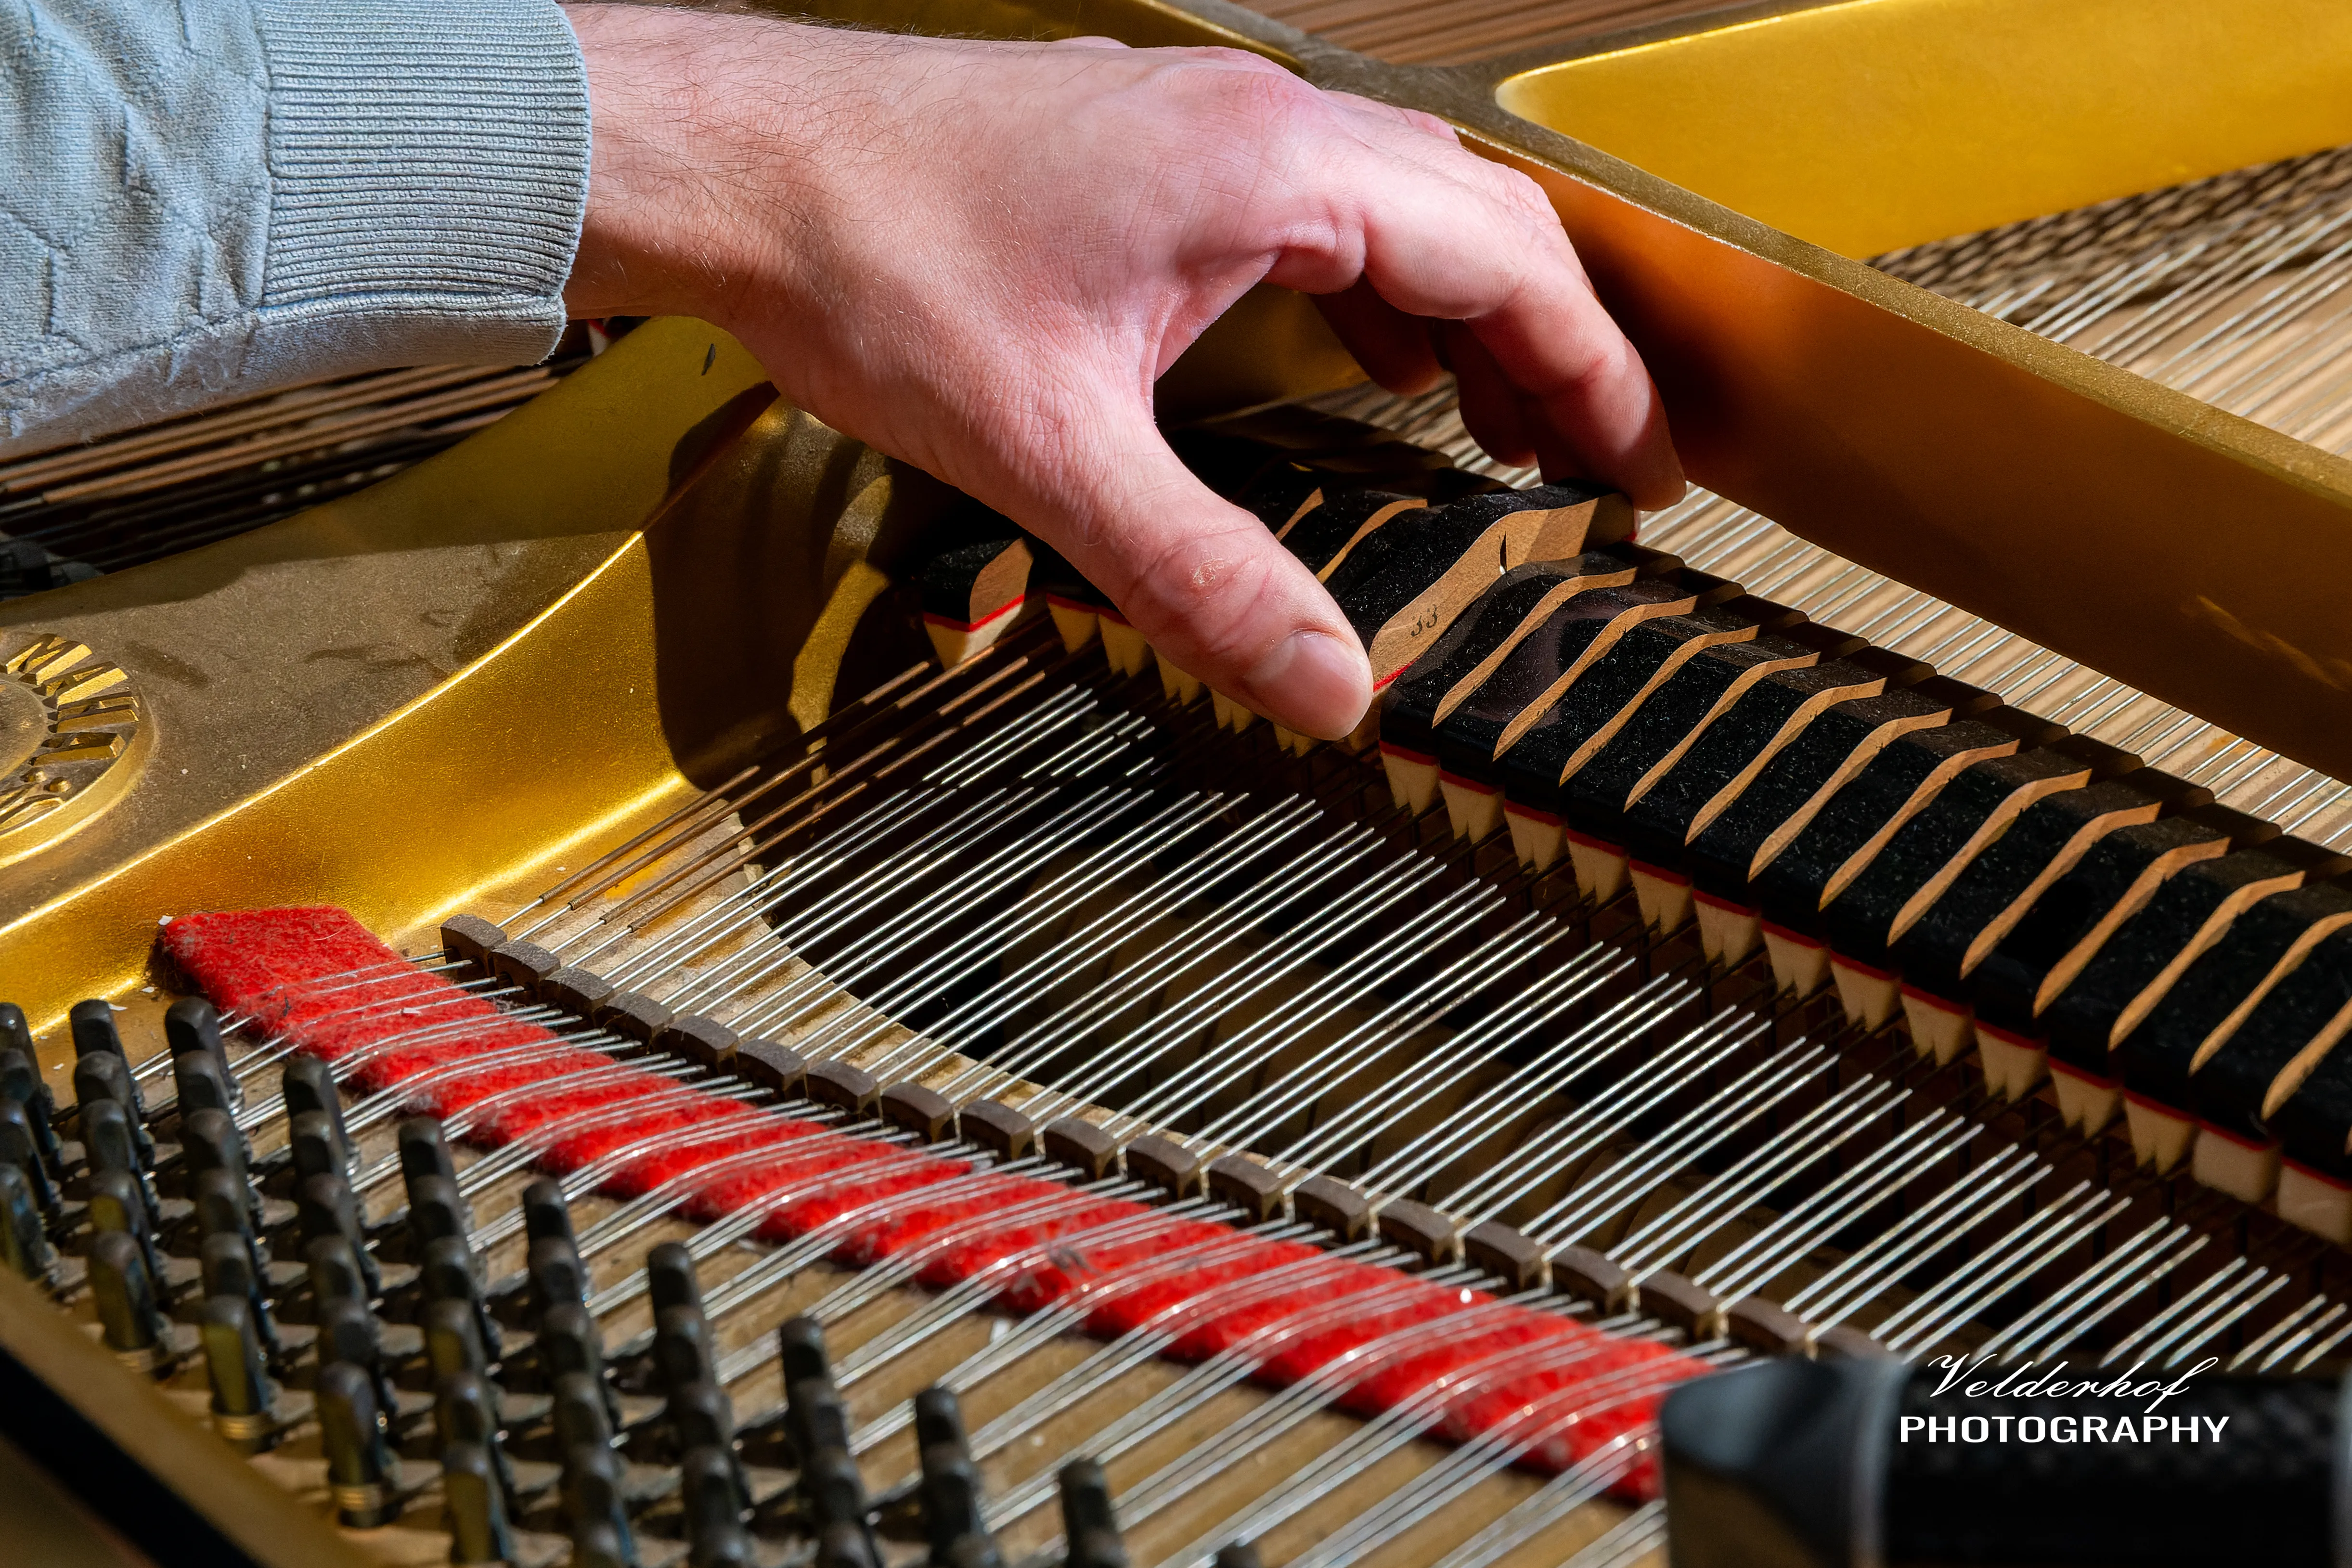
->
647;1241;704;1315
802;1447;879;1560
405;1173;470;1257
1058;1461;1129;1568
289;1110;355;1210
0;1003;31;1056
914;1386;971;1455
817;1521;880;1568
164;998;237;1108
296;1172;379;1298
316;1294;399;1419
778;1314;830;1387
398;1116;458;1188
669;1381;747;1500
655;1303;717;1392
73;1051;153;1167
919;1421;1000;1568
0;1098;58;1216
170;1049;235;1123
199;1231;281;1362
424;1296;490;1383
198;1294;277;1451
183;1110;265;1232
563;1443;639;1568
439;1441;515;1566
67;999;124;1060
552;1368;615;1451
86;1167;165;1292
316;1360;400;1527
88;1229;168;1369
680;1445;755;1568
0;1048;61;1167
79;1099;159;1214
788;1375;852;1470
305;1232;370;1308
541;1303;622;1429
572;1520;641;1568
434;1370;517;1503
527;1233;587;1326
1214;1545;1264;1568
421;1235;502;1363
0;1164;52;1280
280;1057;352;1174
522;1176;576;1247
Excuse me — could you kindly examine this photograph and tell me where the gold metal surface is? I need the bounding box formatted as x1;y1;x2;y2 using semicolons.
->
0;317;777;1029
0;630;149;869
1491;0;2352;259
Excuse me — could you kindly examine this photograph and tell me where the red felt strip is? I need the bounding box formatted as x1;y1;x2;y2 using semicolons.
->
160;906;1700;1498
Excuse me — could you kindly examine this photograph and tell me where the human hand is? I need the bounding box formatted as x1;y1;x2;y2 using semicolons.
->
560;6;1683;738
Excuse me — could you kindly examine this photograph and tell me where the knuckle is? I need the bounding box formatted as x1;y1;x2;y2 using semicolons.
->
1123;526;1276;652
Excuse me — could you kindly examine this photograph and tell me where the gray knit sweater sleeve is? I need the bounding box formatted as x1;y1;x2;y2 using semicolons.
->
0;0;590;455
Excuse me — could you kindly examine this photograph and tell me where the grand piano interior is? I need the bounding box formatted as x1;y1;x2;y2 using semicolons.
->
7;1;2352;1565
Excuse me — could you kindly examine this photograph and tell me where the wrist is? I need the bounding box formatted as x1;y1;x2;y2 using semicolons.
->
560;4;803;325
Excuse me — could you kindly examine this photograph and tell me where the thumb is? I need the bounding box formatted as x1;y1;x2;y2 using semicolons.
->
1016;401;1373;741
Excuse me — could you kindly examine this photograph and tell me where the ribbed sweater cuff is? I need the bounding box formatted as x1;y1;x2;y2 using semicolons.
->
252;0;589;364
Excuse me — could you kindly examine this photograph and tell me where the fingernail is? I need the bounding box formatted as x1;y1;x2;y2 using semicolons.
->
1246;630;1370;741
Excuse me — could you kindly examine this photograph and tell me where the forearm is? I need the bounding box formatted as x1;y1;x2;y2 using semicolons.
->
0;0;590;457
